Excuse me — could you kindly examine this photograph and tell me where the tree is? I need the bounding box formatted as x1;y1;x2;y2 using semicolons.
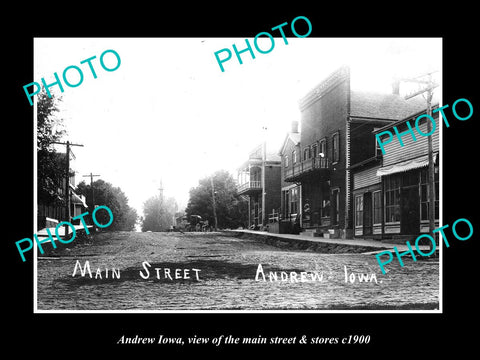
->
37;90;68;205
141;196;177;232
76;179;138;231
185;170;248;229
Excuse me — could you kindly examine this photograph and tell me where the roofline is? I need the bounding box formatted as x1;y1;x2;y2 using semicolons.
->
348;116;398;124
372;102;440;134
278;132;300;156
348;156;381;170
237;157;281;171
298;65;350;111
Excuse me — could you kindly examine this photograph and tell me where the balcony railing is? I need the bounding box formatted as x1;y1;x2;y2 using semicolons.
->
237;180;262;194
284;157;330;181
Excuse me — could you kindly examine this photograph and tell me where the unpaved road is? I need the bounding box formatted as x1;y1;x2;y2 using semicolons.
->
36;231;439;310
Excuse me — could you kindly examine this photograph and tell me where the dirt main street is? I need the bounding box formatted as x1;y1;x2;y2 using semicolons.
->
36;231;439;311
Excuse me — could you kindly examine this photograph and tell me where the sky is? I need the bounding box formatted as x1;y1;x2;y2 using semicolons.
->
34;37;442;217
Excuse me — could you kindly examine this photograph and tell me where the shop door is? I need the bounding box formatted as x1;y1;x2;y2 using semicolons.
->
401;186;420;234
363;192;372;236
332;189;339;225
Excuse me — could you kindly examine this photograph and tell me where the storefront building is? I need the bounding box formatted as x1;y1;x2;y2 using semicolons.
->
353;108;440;239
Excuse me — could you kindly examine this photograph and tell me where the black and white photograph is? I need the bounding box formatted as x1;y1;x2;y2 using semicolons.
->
7;8;479;355
32;37;442;312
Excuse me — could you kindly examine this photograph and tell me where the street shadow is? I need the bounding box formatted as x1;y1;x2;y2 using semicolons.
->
57;259;306;286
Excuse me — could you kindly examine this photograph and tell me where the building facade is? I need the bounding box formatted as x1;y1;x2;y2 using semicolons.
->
237;143;281;229
280;66;427;238
278;121;302;233
37;152;88;230
355;108;440;239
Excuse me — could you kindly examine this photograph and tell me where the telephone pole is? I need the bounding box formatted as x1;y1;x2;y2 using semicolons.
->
52;140;84;236
210;176;218;231
261;126;268;228
82;172;100;211
158;179;165;231
158;179;164;203
401;71;439;253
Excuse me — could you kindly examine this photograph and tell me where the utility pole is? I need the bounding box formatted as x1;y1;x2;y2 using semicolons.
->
82;172;100;230
158;179;164;203
158;179;164;231
52;140;84;236
401;71;438;254
172;200;178;228
210;176;218;231
82;172;100;208
261;126;268;228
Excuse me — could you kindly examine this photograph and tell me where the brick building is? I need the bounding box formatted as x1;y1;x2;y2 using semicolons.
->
280;66;427;238
278;121;301;233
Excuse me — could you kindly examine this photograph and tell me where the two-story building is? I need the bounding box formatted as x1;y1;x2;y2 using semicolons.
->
353;106;439;240
37;152;88;230
280;66;427;238
237;143;281;229
278;121;302;233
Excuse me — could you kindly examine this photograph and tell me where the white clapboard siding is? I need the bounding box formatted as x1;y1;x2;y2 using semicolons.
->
353;164;381;190
382;120;440;167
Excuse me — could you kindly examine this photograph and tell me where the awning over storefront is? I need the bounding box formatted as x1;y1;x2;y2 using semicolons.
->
376;152;438;177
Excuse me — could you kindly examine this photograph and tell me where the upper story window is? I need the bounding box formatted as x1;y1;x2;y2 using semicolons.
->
284;155;289;167
292;150;297;163
319;138;326;158
332;132;340;163
312;144;318;158
303;146;311;161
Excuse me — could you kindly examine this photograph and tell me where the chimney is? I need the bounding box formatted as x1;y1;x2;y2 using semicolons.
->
291;120;299;133
391;79;400;95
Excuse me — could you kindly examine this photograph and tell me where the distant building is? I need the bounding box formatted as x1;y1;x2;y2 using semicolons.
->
280;66;427;238
237;143;281;229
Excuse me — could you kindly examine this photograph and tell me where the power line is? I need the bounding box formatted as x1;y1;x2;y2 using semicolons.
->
158;179;164;203
400;73;437;254
82;172;100;207
210;176;218;231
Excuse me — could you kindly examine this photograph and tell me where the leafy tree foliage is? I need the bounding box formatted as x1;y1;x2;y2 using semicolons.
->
141;196;177;232
76;179;138;231
37;90;68;205
185;170;248;229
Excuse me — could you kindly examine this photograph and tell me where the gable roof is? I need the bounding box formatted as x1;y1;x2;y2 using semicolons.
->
265;151;281;162
350;91;428;120
279;132;300;155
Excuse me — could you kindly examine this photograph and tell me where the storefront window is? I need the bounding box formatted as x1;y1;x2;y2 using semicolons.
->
385;174;401;223
355;195;363;227
373;190;382;225
420;167;439;221
290;187;298;215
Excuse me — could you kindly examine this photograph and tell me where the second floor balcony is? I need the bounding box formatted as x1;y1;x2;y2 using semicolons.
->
284;157;331;182
237;180;262;196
